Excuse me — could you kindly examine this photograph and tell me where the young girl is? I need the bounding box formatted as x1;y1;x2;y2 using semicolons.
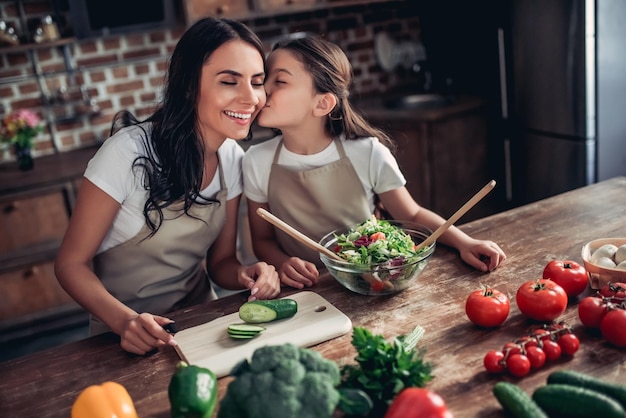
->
243;33;506;289
55;18;280;355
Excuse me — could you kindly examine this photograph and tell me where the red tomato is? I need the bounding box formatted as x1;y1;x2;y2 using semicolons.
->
542;260;588;297
502;342;522;356
578;296;610;328
532;328;552;341
506;353;531;377
542;340;562;361
600;308;626;347
525;346;546;369
599;282;626;302
483;350;505;374
370;232;386;241
516;279;568;322
557;333;580;355
465;288;510;327
384;387;453;418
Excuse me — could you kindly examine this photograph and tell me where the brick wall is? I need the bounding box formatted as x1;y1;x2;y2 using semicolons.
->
0;0;420;164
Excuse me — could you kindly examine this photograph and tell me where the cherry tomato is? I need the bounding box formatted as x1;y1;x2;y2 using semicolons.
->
465;287;510;327
506;353;531;377
532;328;552;341
517;336;539;349
483;350;505;374
578;296;609;328
557;333;580;355
502;342;522;356
370;232;386;241
542;260;588;297
599;282;626;302
600;308;626;348
525;346;546;369
516;279;568;322
541;340;562;361
384;387;453;418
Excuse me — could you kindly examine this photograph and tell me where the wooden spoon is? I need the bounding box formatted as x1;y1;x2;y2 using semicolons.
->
256;208;392;289
414;180;496;251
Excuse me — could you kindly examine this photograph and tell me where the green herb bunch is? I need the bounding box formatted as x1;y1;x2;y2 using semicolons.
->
340;326;433;416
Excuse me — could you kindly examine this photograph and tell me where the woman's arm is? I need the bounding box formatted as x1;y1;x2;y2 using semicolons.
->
206;196;280;299
55;179;175;354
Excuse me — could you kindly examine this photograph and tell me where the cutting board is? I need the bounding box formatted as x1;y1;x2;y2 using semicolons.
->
174;291;352;377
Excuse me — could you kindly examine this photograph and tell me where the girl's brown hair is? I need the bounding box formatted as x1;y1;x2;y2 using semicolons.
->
271;33;395;151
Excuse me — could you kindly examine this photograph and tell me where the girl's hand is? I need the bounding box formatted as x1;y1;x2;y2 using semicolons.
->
459;239;507;272
119;313;177;355
278;257;319;289
239;262;281;301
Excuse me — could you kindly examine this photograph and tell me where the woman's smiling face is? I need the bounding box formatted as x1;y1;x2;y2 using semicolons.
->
257;49;317;130
196;39;266;146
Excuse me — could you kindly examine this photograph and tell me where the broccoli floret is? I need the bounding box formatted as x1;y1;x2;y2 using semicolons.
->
217;343;343;418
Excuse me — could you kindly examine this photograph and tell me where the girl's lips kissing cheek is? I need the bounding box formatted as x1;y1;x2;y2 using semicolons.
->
224;110;252;125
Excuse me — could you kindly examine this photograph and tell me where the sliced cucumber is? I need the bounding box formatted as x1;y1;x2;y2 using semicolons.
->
227;323;265;339
238;299;298;324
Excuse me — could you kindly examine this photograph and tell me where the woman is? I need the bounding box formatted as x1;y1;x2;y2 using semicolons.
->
55;18;280;355
243;33;506;289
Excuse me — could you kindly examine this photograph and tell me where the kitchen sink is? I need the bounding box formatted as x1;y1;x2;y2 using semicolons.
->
383;93;453;109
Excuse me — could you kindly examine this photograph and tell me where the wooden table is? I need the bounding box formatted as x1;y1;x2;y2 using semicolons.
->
2;177;626;418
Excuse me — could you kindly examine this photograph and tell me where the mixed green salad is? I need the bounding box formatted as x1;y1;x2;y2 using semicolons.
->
332;218;428;266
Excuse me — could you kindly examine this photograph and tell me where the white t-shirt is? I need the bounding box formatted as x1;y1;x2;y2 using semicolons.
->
85;124;244;254
243;135;406;212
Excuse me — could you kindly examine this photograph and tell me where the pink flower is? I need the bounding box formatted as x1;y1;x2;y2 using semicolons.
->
14;109;41;128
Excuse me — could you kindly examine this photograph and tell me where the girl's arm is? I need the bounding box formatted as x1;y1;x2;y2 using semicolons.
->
206;195;280;300
55;179;176;354
246;199;319;288
378;186;506;272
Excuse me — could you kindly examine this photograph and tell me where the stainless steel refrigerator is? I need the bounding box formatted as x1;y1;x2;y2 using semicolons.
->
497;0;626;205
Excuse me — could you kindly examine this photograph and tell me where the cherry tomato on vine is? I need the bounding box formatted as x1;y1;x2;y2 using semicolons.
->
542;260;588;297
532;328;552;341
525;346;546;369
578;296;610;328
483;350;505;374
465;287;510;327
384;387;453;418
542;340;562;361
506;353;531;377
599;282;626;302
516;279;568;322
600;308;626;348
502;342;522;356
557;333;580;355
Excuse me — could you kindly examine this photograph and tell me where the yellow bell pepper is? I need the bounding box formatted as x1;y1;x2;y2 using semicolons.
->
71;381;138;418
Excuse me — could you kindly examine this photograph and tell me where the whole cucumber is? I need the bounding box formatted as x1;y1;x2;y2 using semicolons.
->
238;299;298;323
547;369;626;409
493;382;548;418
533;383;625;418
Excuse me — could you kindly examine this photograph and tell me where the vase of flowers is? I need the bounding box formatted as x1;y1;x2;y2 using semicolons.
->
0;109;43;171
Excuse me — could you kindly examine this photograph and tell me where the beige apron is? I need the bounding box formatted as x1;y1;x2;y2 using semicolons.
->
267;138;372;266
91;162;226;335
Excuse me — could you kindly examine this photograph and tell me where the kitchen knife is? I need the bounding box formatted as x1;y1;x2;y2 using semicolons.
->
163;311;224;334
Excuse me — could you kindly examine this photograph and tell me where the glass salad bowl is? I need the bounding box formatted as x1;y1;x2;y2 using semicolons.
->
319;220;435;296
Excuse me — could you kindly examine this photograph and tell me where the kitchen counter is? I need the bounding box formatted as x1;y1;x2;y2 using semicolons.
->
2;177;625;417
354;93;487;122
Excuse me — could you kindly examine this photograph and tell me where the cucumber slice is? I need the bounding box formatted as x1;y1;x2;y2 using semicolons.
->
238;299;298;324
228;324;266;333
228;333;259;339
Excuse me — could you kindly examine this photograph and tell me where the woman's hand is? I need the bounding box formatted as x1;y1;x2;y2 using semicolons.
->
458;238;506;272
238;262;281;301
118;313;178;355
278;257;319;289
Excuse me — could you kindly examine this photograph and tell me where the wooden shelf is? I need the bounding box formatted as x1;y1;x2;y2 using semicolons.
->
0;37;75;55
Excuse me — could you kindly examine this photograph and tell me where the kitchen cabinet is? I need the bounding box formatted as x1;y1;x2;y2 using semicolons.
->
358;96;493;221
0;146;97;343
183;0;252;23
182;0;404;23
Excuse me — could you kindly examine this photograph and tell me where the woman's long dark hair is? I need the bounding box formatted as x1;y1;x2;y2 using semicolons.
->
271;33;394;151
111;18;265;236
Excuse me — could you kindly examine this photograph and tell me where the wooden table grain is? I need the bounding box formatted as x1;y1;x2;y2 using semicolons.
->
2;177;625;418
